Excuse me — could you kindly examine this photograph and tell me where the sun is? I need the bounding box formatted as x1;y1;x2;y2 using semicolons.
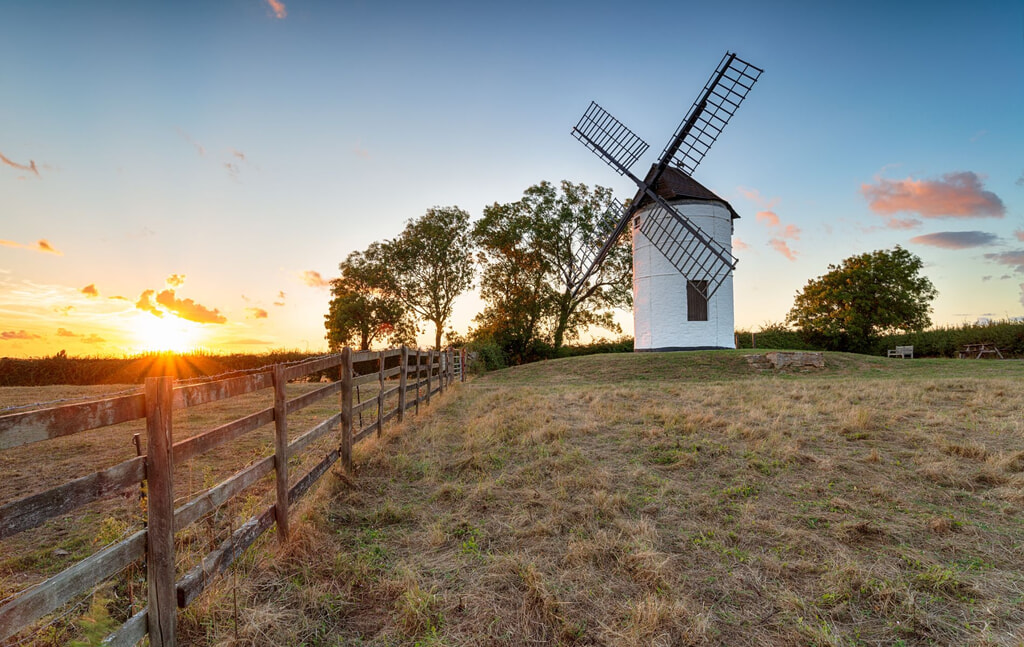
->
132;313;199;353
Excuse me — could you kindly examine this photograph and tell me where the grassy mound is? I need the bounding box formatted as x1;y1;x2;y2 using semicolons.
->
181;351;1024;645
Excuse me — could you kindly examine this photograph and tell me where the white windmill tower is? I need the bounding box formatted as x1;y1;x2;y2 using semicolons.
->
568;52;762;351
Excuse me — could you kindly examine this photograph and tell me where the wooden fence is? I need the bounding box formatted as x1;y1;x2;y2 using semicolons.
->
0;346;460;646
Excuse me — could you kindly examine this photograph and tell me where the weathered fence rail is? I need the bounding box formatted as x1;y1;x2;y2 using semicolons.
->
0;345;461;646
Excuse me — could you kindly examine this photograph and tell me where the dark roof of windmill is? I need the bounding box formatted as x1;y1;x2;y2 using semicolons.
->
634;165;739;220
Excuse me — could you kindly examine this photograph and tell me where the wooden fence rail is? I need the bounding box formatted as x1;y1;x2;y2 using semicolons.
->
0;345;459;646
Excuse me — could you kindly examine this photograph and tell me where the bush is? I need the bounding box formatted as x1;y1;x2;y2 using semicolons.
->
734;322;819;351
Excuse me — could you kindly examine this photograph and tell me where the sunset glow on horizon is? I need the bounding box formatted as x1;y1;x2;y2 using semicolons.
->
2;2;1022;358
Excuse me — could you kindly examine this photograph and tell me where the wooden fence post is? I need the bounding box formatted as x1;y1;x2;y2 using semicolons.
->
439;349;445;395
145;376;176;647
426;350;432;405
271;364;290;543
340;347;353;473
376;351;385;437
398;346;408;422
461;348;466;382
415;350;421;414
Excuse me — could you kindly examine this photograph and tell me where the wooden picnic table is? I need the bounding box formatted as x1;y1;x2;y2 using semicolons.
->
958;343;1003;359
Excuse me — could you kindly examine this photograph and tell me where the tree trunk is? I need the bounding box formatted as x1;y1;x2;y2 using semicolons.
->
434;320;443;350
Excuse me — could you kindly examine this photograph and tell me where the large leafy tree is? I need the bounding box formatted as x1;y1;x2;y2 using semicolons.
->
324;247;414;351
786;246;937;352
386;206;475;350
473;181;632;360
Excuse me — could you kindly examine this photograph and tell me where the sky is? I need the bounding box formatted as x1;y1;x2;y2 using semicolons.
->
2;0;1023;357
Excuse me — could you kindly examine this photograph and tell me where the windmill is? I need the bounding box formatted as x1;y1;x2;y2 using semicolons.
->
570;51;763;350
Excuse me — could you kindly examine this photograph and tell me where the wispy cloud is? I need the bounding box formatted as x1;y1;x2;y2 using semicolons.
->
266;0;287;19
981;275;992;282
969;130;987;142
733;237;750;251
768;239;798;262
983;251;1024;274
176;128;206;157
246;307;269;319
861;171;1005;220
909;231;1000;250
1015;229;1024;242
0;151;40;177
273;290;286;306
299;270;331;288
154;289;227;324
81;283;99;297
36;240;61;255
54;327;106;344
1;330;41;341
1016;172;1024;187
230;149;246;162
739;188;801;260
0;239;63;255
166;273;186;287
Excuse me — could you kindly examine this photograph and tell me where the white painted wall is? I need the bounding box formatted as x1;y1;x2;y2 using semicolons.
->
633;200;735;350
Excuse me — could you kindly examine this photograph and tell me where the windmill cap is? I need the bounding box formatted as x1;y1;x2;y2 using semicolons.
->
636;165;740;220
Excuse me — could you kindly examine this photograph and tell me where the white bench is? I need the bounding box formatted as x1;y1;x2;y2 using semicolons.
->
887;345;913;359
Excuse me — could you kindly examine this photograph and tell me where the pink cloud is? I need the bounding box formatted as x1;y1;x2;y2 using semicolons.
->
733;237;750;251
780;224;801;240
266;0;287;19
861;172;1005;219
768;238;797;262
755;211;779;227
300;270;331;288
246;307;269;319
1;330;41;340
1015;229;1024;242
0;151;40;176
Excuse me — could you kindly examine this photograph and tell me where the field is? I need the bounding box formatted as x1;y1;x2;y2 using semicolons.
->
4;351;1024;645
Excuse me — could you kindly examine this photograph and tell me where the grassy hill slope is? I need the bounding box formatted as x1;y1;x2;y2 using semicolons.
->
183;351;1024;646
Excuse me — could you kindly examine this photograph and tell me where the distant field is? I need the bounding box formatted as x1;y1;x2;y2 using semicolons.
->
4;351;1023;645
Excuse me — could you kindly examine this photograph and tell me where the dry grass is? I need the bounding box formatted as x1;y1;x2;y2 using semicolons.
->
6;352;1024;645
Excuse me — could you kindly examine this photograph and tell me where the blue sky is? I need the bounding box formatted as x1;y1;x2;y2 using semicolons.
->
2;0;1022;356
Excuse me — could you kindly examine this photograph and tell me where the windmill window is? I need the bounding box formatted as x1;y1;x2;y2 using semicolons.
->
687;280;709;321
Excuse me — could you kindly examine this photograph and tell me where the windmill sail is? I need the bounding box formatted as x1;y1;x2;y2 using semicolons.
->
571;102;649;177
660;52;763;177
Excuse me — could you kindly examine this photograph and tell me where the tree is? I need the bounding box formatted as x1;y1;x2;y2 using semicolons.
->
386;207;475;350
473;181;632;361
786;246;937;352
324;247;414;351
